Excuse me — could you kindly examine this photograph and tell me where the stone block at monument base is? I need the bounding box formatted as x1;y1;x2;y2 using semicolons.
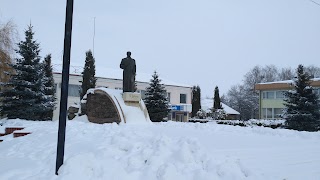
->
83;88;150;124
122;92;141;102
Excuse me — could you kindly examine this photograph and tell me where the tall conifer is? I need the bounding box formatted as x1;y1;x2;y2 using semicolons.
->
144;71;169;122
284;64;320;131
42;54;56;120
80;50;96;100
0;25;46;120
191;85;201;117
212;86;226;120
213;86;222;110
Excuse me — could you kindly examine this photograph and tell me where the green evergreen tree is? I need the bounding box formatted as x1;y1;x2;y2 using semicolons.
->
0;25;47;120
212;86;226;120
191;85;201;117
144;71;169;122
42;54;56;120
213;86;222;110
80;50;96;100
284;64;320;131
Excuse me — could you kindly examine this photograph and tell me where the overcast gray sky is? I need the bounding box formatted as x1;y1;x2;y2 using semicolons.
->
1;0;320;97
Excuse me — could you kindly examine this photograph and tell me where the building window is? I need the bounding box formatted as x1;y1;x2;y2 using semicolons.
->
274;108;283;118
167;92;171;103
262;108;284;119
140;90;146;99
180;94;186;104
262;108;273;119
262;108;267;119
68;84;81;97
266;108;272;119
96;86;108;88
276;91;286;99
314;88;320;96
262;91;275;99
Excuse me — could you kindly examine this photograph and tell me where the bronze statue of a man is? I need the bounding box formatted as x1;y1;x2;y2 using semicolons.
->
120;51;136;92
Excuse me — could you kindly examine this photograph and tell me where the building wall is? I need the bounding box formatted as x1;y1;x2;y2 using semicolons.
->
257;83;320;119
53;73;192;120
261;99;285;108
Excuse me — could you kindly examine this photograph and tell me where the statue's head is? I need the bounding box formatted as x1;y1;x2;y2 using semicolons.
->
127;51;131;57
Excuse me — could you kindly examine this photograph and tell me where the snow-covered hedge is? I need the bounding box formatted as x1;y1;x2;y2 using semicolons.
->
215;119;285;129
188;118;209;123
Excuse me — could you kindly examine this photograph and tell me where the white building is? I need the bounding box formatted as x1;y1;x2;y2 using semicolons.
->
52;68;192;121
201;98;240;120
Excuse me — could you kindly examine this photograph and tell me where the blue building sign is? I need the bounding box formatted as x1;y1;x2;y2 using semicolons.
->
170;105;184;111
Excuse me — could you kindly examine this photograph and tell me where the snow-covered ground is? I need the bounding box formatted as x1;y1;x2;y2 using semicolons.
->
1;117;320;180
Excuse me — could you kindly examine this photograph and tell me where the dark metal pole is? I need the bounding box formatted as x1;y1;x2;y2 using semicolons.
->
55;0;74;175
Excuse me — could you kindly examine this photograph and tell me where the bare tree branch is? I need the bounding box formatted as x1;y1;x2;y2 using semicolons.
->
0;20;18;55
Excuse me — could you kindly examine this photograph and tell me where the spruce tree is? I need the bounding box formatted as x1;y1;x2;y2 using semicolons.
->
284;64;320;131
80;50;96;100
191;85;201;117
144;71;169;122
213;86;222;110
0;25;46;120
41;54;56;120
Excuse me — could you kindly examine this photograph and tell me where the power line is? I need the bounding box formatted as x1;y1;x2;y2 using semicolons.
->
309;0;320;6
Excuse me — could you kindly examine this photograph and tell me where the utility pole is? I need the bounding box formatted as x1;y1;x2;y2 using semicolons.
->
55;0;74;175
93;17;96;56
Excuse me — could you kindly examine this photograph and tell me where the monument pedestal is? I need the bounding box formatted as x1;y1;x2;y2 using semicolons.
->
123;92;150;121
85;88;150;124
86;89;121;124
122;92;141;107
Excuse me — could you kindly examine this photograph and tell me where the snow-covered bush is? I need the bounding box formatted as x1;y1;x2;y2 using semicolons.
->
214;109;227;120
196;109;206;119
216;119;285;129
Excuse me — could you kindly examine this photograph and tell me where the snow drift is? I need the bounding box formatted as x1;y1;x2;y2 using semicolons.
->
0;118;320;180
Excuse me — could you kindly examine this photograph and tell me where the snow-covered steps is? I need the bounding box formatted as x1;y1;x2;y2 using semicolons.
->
0;127;31;142
13;132;31;138
5;127;25;134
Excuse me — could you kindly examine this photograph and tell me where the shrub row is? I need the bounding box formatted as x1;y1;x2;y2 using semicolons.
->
215;119;285;129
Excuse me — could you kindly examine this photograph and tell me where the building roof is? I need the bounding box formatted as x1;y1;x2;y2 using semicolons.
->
201;98;240;115
255;78;320;90
52;64;192;88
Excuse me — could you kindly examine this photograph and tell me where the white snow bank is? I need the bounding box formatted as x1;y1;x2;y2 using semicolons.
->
0;118;320;180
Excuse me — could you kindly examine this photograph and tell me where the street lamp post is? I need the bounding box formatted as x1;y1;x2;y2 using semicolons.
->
55;0;74;175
